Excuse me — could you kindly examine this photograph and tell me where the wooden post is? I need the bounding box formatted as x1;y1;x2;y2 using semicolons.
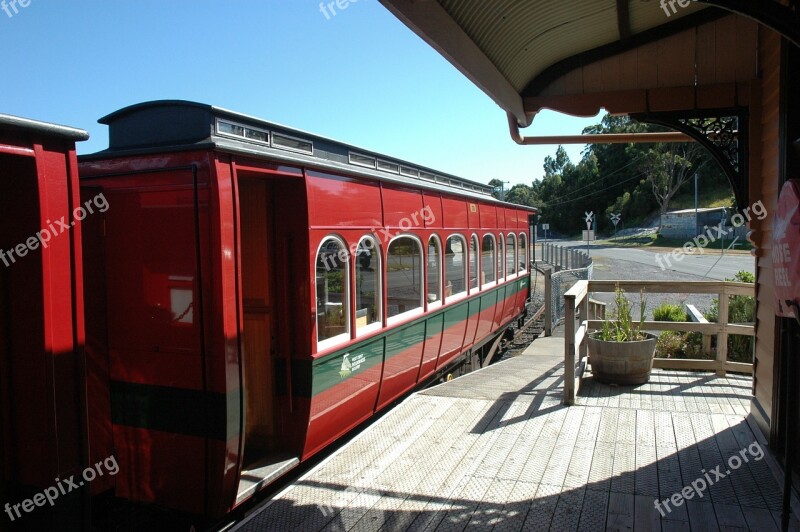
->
564;290;576;405
544;268;552;336
717;285;729;376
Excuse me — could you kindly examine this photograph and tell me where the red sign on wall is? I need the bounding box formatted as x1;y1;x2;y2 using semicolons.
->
774;179;800;318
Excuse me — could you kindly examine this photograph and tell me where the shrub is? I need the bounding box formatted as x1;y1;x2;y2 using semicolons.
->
655;330;708;359
655;331;684;358
653;303;688;322
705;270;755;363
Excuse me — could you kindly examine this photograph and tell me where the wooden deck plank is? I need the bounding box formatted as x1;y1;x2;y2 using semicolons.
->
713;502;749;529
606;492;635;532
741;506;780;531
686;500;720;531
633;494;662;532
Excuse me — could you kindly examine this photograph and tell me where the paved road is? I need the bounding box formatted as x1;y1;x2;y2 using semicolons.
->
540;239;754;280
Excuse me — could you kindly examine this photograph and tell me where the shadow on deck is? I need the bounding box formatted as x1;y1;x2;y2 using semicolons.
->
236;345;797;531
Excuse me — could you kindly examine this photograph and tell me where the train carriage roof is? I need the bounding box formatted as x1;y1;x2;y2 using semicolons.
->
81;100;535;211
0;113;89;141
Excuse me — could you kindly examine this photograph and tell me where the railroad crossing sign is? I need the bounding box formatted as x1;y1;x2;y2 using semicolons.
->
610;213;621;227
584;211;594;230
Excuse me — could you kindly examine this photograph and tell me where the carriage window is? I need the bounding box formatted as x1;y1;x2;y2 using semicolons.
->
482;235;496;285
519;233;528;272
506;233;517;276
316;237;349;345
387;236;423;318
355;236;381;331
427;236;442;305
445;235;467;298
497;234;505;281
469;235;480;291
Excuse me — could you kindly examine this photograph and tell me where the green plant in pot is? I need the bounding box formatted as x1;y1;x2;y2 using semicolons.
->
587;285;657;385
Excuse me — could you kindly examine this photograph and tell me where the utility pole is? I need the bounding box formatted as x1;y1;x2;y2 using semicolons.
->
695;173;699;237
494;180;511;201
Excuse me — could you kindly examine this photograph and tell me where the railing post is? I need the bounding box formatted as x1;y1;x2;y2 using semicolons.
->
564;291;577;405
544;268;552;336
717;285;729;376
560;246;565;270
580;291;589;363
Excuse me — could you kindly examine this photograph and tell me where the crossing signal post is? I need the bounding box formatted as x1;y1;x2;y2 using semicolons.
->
584;211;595;255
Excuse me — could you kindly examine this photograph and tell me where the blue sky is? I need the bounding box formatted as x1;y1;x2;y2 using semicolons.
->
2;0;600;186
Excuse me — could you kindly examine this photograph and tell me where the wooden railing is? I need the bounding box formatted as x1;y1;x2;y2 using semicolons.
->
564;280;755;405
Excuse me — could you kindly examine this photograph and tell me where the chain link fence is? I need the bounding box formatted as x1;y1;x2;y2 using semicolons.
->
541;244;593;332
550;263;593;327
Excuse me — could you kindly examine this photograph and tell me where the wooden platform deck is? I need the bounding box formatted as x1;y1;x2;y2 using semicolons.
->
235;336;798;531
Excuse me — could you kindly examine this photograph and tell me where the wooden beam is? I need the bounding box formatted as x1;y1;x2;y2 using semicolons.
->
616;0;631;41
524;84;750;117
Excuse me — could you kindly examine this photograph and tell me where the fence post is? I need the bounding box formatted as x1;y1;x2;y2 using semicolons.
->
544;268;552;336
564;290;576;405
717;285;729;376
560;246;566;270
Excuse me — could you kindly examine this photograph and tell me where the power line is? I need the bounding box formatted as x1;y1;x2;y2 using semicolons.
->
540;155;647;207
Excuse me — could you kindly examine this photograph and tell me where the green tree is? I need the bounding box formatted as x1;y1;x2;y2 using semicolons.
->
638;143;706;225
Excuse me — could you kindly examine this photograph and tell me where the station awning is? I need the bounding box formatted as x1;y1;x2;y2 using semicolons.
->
379;0;770;126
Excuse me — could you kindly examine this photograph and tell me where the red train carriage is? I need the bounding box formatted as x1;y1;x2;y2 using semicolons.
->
78;101;536;518
0;115;90;528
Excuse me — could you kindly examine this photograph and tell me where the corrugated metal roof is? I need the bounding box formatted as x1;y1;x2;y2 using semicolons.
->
381;0;710;122
436;0;706;92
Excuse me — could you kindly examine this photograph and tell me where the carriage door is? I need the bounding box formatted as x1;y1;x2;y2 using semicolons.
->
239;179;279;464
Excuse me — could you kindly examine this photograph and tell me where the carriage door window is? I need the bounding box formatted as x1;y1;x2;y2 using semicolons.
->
519;233;528;272
497;234;505;281
506;233;517;276
355;236;381;332
427;236;442;306
386;236;423;319
468;235;479;291
445;235;467;298
482;235;496;285
316;237;350;345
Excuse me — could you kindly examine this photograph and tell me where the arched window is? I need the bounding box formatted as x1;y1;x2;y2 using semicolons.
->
506;233;517;276
481;234;496;285
519;233;528;272
445;235;467;298
387;236;423;319
469;234;480;291
315;236;349;346
355;236;381;332
427;235;442;307
497;234;505;282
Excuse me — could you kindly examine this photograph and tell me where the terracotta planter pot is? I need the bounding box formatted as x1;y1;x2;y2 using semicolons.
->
587;332;657;385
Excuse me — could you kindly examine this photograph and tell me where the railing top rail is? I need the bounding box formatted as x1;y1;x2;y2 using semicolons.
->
564;279;588;303
586;280;754;296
